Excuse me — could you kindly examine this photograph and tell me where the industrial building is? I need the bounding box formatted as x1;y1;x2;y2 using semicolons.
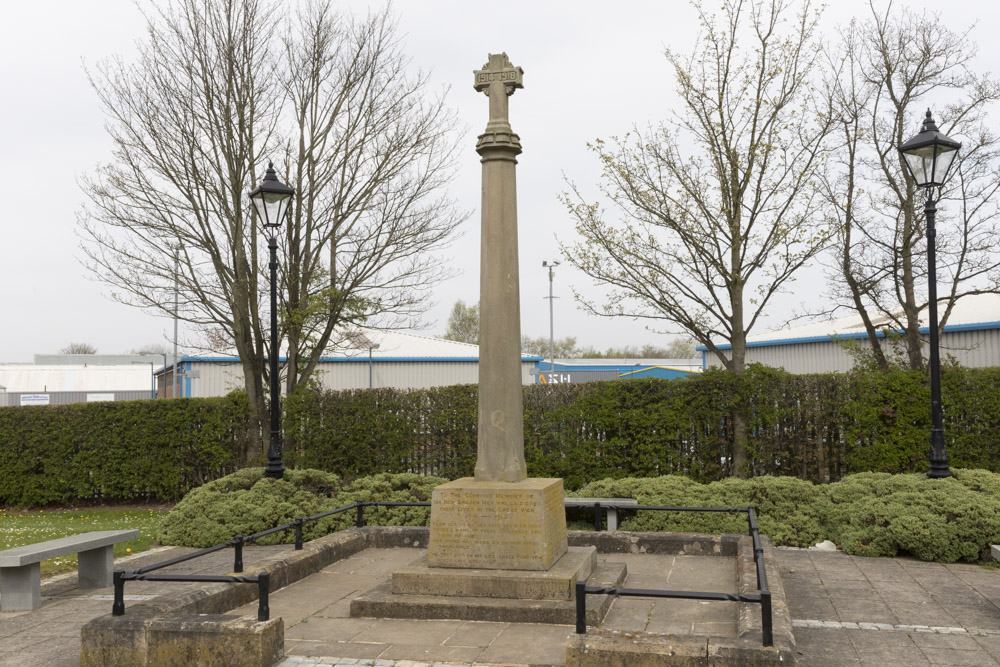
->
154;329;544;398
700;293;1000;374
532;358;701;384
0;355;158;406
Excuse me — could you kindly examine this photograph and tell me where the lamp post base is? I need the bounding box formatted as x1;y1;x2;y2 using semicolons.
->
927;428;951;479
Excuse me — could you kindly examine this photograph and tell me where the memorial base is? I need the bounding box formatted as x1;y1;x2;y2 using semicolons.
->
428;477;568;570
393;546;595;601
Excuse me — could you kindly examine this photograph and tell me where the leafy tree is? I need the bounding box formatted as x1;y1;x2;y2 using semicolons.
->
561;0;835;474
520;335;578;358
443;300;479;344
59;342;97;354
80;0;464;445
578;340;696;359
822;3;1000;371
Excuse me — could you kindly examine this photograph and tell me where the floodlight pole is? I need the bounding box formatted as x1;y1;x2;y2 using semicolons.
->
543;260;559;372
173;244;182;399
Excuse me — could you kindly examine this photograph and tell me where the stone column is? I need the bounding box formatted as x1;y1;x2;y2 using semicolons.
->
426;54;567;572
474;52;527;484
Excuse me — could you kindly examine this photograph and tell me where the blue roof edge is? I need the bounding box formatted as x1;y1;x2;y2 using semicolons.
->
696;320;1000;352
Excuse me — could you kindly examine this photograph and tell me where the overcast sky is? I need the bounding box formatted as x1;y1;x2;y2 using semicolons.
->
2;0;996;362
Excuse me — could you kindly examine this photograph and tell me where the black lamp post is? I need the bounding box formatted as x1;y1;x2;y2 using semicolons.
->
897;110;961;479
249;162;295;479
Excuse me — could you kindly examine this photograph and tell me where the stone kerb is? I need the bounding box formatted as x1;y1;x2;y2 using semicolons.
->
80;527;427;667
80;527;792;666
565;531;796;666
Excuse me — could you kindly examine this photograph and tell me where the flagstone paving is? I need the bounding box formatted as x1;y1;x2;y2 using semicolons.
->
2;542;999;665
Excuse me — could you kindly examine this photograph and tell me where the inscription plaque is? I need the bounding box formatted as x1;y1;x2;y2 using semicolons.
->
428;478;568;570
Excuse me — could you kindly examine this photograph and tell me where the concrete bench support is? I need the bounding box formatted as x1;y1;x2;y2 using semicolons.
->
0;530;138;612
565;498;638;531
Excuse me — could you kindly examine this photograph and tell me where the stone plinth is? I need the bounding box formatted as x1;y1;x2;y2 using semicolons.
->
393;547;595;600
428;477;567;570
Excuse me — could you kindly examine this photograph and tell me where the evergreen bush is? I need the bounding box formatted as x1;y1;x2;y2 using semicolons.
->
575;469;1000;562
157;469;446;547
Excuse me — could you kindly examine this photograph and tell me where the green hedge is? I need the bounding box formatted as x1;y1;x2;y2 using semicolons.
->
3;365;1000;506
0;394;252;506
286;365;1000;487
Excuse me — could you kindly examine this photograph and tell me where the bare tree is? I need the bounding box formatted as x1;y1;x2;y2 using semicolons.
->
129;343;170;355
59;342;98;354
822;2;1000;371
560;0;835;475
80;0;464;444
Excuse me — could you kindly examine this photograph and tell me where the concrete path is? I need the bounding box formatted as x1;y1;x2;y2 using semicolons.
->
1;543;999;666
779;547;1000;666
226;548;737;666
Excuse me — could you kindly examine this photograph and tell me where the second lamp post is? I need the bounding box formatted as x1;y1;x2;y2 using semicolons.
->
249;162;295;479
897;110;961;479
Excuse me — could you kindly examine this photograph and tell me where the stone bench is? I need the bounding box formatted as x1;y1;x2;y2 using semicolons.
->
564;498;638;531
0;529;138;611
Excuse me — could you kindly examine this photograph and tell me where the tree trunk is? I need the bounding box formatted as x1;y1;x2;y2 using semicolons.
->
730;282;748;478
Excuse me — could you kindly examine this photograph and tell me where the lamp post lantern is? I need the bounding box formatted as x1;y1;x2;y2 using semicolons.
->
897;109;961;479
249;162;295;479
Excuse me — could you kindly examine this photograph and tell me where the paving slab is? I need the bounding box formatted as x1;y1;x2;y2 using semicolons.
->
4;536;1000;666
780;546;1000;666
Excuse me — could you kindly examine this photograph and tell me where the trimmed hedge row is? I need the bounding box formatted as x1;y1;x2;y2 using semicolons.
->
286;365;1000;487
3;365;1000;506
0;394;252;506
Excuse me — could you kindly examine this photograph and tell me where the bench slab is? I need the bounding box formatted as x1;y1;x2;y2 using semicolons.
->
0;530;138;612
0;530;139;567
565;498;638;531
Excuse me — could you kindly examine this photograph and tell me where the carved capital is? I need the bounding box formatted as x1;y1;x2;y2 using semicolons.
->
473;52;523;95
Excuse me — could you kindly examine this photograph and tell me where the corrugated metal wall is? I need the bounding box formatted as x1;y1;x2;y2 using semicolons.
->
705;329;1000;373
0;390;153;407
185;359;538;397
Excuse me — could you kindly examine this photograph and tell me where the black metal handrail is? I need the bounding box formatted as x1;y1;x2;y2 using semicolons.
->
573;504;773;647
112;497;772;644
111;500;417;618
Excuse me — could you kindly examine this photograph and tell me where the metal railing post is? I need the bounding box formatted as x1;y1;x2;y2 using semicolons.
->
356;501;365;528
233;535;244;573
593;502;602;532
761;590;773;647
575;581;587;634
257;572;270;622
112;571;125;616
294;518;304;550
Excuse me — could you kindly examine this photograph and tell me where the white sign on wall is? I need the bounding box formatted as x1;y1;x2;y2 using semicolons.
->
86;393;116;402
20;394;50;406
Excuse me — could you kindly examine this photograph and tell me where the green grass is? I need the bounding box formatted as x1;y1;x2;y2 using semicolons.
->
0;506;169;577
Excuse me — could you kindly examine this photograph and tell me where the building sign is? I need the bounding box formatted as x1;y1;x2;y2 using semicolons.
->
20;394;50;406
537;370;619;384
86;393;116;402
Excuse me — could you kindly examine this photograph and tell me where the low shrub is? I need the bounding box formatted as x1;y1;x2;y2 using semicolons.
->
571;475;826;548
575;469;1000;562
160;468;1000;563
157;469;447;547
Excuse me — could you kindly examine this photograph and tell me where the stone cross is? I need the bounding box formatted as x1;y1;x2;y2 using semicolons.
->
473;53;527;483
474;53;523;137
